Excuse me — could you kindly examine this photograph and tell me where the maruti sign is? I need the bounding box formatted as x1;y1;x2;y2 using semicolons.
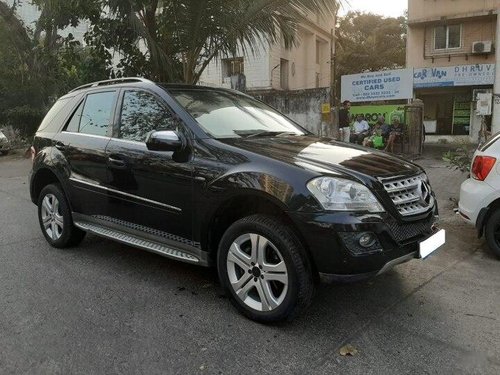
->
413;64;495;88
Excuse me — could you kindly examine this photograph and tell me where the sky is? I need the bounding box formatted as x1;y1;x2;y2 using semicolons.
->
339;0;407;18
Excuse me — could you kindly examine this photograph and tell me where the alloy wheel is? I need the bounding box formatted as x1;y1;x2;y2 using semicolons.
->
41;194;64;241
226;233;289;311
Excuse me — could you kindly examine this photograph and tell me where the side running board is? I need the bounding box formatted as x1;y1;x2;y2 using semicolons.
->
74;221;200;264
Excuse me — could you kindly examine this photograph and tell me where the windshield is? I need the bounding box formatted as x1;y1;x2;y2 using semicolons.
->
167;88;306;139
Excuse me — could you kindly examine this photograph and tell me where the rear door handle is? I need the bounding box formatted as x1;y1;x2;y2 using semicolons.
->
108;155;127;169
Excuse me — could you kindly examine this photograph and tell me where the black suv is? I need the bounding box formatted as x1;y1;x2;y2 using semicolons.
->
30;78;445;322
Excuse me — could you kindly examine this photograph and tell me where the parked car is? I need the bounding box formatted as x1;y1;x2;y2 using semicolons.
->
29;78;445;322
0;130;11;155
459;134;500;259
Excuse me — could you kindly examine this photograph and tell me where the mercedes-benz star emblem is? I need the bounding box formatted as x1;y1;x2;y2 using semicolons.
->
418;180;431;206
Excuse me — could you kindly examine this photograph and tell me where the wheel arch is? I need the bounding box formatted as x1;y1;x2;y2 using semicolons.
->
30;167;66;204
204;192;318;280
477;198;500;237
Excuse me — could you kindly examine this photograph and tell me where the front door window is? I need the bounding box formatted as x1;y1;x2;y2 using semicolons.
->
119;90;177;142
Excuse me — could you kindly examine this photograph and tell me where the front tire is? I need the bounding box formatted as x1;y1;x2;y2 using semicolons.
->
37;184;85;248
217;215;314;322
484;209;500;259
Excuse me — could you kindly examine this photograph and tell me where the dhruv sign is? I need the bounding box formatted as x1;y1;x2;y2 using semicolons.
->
413;64;495;88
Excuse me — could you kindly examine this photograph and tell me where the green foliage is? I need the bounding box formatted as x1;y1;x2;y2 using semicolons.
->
87;0;339;83
0;0;111;137
0;0;343;138
3;105;45;137
442;142;475;173
336;11;406;96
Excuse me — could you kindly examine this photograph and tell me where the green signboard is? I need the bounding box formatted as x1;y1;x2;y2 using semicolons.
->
349;105;406;125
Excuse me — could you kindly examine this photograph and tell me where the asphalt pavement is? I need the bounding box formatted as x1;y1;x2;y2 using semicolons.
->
0;148;499;374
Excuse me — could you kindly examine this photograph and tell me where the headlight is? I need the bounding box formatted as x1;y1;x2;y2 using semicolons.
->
307;177;384;212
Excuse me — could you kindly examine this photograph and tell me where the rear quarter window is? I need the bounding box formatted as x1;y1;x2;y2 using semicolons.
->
37;95;80;133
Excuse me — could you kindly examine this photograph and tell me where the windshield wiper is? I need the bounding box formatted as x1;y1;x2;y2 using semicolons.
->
245;131;298;138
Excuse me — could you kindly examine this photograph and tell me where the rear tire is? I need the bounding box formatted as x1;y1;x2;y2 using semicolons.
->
217;215;314;322
37;184;85;248
484;209;500;259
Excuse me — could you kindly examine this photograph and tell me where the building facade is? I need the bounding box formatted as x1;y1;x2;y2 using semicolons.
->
407;0;500;142
198;13;336;91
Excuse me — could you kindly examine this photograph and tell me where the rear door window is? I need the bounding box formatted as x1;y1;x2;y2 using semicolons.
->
68;91;117;136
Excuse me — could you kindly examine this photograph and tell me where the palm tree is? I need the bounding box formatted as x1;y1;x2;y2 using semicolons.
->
106;0;340;83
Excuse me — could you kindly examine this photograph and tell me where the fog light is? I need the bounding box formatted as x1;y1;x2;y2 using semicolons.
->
359;232;376;248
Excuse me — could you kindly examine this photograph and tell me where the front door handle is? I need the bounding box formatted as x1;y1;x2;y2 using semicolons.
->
55;142;66;151
108;155;127;169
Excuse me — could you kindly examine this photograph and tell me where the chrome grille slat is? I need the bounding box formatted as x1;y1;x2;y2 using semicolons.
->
384;181;420;193
382;174;433;216
392;194;420;205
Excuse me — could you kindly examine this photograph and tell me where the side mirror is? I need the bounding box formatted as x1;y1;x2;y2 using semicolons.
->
146;130;186;152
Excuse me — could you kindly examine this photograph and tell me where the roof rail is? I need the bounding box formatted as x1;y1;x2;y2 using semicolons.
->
69;77;154;93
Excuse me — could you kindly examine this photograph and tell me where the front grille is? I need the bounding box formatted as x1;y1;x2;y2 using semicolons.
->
382;174;433;216
387;219;434;243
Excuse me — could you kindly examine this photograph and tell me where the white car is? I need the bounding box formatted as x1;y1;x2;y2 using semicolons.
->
459;133;500;259
0;130;11;155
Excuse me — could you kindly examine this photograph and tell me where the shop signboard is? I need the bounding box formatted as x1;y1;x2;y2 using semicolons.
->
341;68;413;103
413;64;495;88
349;104;405;125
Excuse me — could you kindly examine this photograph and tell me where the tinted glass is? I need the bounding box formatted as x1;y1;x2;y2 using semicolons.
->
119;91;176;142
65;101;84;132
38;97;71;132
79;91;116;136
169;89;305;139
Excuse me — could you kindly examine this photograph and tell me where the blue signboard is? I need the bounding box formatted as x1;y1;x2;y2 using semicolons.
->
413;64;495;88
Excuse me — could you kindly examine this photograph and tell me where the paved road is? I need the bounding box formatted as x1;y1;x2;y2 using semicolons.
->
0;152;499;374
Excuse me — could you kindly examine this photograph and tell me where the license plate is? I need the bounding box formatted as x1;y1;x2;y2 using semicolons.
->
419;229;445;259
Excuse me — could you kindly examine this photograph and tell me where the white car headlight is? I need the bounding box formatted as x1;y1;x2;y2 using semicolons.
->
307;177;384;213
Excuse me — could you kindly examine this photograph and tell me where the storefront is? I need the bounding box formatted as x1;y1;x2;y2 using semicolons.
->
413;64;495;141
341;63;496;142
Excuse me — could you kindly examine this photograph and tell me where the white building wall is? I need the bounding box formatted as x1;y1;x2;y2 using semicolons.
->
199;15;335;91
198;42;271;89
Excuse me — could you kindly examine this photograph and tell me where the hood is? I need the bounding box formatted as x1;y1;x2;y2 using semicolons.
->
220;136;422;180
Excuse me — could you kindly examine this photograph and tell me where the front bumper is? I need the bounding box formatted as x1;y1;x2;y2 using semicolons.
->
289;208;439;281
318;251;418;283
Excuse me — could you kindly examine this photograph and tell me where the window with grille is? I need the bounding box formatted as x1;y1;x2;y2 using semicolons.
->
434;24;462;50
222;58;244;77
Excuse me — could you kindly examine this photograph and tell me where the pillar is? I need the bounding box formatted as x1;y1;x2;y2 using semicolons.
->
405;99;424;156
492;13;500;134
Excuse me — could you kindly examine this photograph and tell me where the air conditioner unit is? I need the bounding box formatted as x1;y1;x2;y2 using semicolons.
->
472;41;493;54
